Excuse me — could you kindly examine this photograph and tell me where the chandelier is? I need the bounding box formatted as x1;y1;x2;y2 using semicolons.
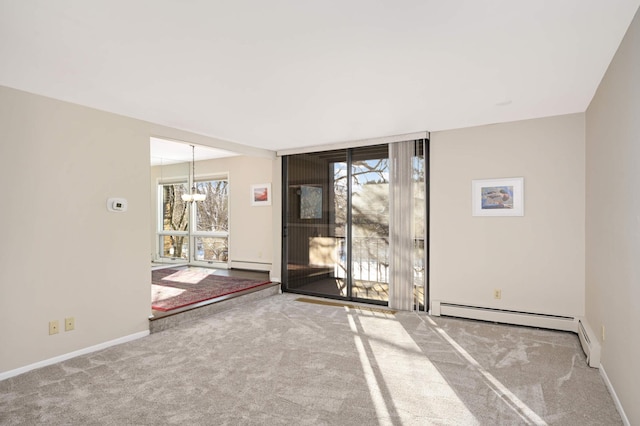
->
181;145;206;202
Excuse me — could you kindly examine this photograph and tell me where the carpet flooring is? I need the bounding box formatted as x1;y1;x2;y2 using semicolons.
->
151;268;271;311
0;294;623;425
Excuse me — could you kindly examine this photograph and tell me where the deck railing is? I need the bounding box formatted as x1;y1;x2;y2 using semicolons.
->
334;237;424;285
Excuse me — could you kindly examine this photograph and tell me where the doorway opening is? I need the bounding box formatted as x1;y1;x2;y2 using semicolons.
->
150;137;237;269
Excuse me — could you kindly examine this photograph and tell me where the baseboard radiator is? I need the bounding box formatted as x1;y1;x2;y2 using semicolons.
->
229;260;271;272
576;318;601;368
431;301;601;368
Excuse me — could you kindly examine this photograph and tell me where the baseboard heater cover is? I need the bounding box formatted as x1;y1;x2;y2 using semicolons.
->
431;301;600;368
576;317;601;368
229;260;271;272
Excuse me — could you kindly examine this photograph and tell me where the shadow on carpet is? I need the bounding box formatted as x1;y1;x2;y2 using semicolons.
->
152;268;271;312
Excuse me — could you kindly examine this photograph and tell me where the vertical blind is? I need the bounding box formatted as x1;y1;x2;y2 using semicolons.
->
389;139;427;310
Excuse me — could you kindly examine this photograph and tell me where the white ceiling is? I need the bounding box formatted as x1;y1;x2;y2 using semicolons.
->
149;137;238;166
1;1;639;152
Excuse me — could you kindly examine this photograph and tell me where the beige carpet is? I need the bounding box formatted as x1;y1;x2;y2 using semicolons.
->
0;294;622;425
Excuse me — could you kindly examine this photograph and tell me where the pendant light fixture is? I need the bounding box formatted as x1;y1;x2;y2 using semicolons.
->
181;145;206;203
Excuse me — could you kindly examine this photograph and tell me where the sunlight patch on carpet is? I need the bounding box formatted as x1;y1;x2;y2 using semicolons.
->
152;268;271;312
162;269;212;285
349;307;478;424
424;315;548;425
152;284;185;300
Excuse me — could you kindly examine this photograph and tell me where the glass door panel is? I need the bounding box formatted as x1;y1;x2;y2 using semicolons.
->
350;145;389;303
284;150;348;298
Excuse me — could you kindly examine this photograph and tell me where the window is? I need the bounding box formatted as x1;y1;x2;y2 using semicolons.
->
158;181;190;260
193;178;229;263
157;176;229;265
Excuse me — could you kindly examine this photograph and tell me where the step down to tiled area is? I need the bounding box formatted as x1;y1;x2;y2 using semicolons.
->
149;282;281;333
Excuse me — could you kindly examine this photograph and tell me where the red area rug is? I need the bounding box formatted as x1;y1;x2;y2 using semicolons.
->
152;268;271;312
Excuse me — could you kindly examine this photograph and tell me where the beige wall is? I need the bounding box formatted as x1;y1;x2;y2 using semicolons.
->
0;85;278;375
0;86;151;373
586;7;640;424
431;114;585;317
149;155;275;269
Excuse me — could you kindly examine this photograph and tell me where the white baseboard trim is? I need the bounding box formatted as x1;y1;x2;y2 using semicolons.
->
600;364;630;426
0;330;150;381
230;260;271;271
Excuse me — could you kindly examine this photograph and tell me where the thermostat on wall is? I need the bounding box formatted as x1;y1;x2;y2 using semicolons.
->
107;198;128;212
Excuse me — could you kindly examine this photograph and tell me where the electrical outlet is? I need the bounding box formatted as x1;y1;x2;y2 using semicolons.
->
65;317;75;332
49;320;59;335
494;289;502;300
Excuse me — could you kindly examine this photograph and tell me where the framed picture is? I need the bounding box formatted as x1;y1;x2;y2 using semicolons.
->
300;185;322;219
251;183;271;206
472;177;524;216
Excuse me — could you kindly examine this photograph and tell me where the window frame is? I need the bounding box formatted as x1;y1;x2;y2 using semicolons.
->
190;173;230;267
156;178;190;263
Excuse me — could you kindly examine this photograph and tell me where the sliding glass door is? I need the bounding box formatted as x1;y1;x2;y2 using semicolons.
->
282;140;427;308
283;145;390;304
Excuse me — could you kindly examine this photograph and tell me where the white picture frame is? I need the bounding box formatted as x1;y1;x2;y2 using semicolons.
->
472;177;524;216
251;183;271;206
